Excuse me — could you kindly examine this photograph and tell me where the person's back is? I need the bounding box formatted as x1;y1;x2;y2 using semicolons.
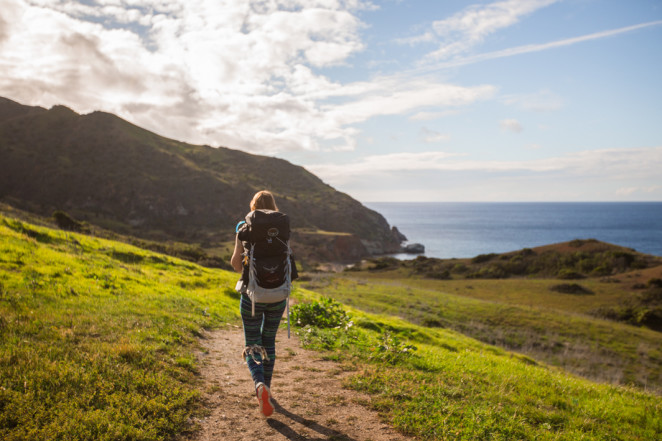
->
230;190;294;418
238;208;291;289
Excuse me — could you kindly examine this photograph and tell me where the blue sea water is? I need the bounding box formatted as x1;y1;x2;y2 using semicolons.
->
365;202;662;259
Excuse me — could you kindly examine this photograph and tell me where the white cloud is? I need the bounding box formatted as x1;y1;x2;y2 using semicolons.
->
308;146;662;185
325;80;496;127
419;20;662;71
500;118;523;133
401;0;559;59
0;0;498;154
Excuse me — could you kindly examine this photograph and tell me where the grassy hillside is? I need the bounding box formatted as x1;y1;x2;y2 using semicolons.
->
2;214;661;440
0;96;400;263
291;295;662;440
0;214;240;440
302;243;662;393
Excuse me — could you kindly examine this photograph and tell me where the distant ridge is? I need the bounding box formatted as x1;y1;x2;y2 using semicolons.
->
0;96;401;263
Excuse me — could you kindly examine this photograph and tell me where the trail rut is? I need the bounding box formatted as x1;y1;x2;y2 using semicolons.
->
187;325;413;441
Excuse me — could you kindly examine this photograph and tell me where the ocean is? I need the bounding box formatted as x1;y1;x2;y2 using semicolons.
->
365;202;662;259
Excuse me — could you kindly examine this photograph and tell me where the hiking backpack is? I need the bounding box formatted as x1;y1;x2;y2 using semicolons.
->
236;209;297;336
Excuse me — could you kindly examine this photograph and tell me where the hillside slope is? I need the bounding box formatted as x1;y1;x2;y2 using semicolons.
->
2;214;660;440
0;96;400;262
307;240;662;392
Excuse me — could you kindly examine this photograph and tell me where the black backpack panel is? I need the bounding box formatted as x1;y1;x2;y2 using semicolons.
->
238;210;290;257
238;209;296;288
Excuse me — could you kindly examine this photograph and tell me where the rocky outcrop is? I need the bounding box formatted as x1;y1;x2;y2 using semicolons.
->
391;226;408;242
402;243;425;254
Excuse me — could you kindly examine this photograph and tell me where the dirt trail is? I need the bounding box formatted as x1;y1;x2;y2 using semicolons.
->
188;324;413;441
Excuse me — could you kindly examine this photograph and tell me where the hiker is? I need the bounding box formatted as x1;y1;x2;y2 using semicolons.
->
231;190;294;418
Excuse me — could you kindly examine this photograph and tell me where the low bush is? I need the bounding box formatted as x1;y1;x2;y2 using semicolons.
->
557;268;585;279
425;269;451;280
369;332;417;364
369;257;401;271
471;253;497;264
466;264;508;279
52;210;83;232
549;283;594;295
291;296;350;328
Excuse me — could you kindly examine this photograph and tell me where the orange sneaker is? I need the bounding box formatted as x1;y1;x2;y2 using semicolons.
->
256;382;274;417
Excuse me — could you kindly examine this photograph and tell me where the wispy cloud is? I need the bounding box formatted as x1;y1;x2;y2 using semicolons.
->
324;80;496;126
500;119;523;133
397;0;662;74
308;146;662;184
422;20;662;70
398;0;558;57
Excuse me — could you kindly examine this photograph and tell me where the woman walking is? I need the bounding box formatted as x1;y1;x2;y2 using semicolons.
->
231;190;293;417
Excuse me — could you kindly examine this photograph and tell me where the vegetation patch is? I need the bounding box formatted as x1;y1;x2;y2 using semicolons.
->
52;210;84;232
0;215;239;440
592;278;662;331
302;275;662;392
292;290;662;440
549;283;594;295
291;296;350;328
353;240;660;280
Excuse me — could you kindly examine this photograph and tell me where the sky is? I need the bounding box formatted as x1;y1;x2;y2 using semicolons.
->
1;0;661;202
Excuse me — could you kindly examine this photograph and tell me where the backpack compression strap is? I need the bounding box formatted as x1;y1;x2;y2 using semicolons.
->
282;238;292;339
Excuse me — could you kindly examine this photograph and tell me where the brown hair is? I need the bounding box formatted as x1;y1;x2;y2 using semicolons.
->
250;190;278;211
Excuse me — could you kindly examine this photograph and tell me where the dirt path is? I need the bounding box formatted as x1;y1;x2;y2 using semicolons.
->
187;324;413;441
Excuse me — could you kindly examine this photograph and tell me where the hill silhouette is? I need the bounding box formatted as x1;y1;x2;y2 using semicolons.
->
0;96;401;263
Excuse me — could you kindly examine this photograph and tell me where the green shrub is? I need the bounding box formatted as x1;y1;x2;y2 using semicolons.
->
452;263;468;274
550;283;594;295
52;210;83;232
425;269;451;280
467;264;508;279
291;296;349;328
369;257;401;271
591;264;613;277
472;253;497;264
569;238;598;247
369;332;417;364
557;268;585;280
638;307;662;331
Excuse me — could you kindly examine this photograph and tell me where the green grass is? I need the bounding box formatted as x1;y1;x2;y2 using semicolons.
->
3;213;661;440
292;296;662;440
0;215;240;440
302;274;662;393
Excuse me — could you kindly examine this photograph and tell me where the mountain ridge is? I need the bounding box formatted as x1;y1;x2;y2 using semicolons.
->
0;96;401;263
